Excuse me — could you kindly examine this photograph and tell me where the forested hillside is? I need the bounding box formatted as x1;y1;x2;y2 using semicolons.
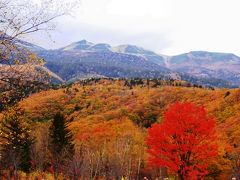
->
0;79;238;179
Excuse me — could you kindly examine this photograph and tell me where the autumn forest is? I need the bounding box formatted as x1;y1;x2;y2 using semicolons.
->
0;78;239;179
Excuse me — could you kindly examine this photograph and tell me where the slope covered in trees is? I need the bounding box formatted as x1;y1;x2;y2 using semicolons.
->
0;79;239;179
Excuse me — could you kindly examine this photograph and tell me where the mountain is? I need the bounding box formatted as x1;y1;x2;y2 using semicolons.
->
111;44;166;66
60;40;94;51
6;38;240;87
0;63;64;84
39;49;171;82
38;40;240;87
15;39;46;52
35;40;174;82
57;40;166;65
168;51;240;86
0;37;62;83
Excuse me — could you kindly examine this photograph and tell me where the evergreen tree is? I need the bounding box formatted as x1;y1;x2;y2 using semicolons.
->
0;107;34;173
49;112;74;155
49;112;74;176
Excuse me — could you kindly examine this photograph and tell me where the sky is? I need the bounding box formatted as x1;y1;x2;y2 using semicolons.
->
29;0;240;56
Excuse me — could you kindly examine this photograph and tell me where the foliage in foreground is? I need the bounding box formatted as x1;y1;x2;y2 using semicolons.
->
147;102;218;179
0;79;239;179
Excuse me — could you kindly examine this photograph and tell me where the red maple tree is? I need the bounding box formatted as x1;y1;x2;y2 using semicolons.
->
146;102;218;180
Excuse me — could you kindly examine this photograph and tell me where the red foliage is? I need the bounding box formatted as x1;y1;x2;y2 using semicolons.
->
147;102;218;179
48;165;54;174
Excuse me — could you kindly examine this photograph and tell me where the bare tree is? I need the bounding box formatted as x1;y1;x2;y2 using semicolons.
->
0;0;79;109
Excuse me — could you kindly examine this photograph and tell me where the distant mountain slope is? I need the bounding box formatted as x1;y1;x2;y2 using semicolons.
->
12;39;240;87
58;40;166;66
111;44;166;66
15;39;46;52
40;40;240;87
0;64;64;84
169;51;240;86
0;38;63;84
39;49;171;82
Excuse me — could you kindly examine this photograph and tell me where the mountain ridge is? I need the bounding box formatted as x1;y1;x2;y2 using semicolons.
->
10;39;240;87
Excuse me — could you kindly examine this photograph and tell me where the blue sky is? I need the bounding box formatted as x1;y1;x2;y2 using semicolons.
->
29;0;240;56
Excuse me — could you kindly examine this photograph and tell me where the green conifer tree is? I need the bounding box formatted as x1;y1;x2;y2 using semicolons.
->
49;112;74;177
49;112;74;155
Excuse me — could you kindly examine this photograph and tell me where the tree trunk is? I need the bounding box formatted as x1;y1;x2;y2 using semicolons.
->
178;174;184;180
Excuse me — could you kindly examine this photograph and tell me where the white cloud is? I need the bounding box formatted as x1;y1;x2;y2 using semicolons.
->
106;0;172;18
30;0;240;56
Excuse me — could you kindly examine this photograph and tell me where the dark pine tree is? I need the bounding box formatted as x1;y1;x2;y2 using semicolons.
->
49;112;74;155
49;112;74;177
0;107;34;174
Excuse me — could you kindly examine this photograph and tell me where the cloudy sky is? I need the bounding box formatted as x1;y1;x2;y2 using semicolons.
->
30;0;240;56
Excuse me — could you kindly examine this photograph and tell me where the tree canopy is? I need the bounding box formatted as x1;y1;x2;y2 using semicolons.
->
147;102;218;179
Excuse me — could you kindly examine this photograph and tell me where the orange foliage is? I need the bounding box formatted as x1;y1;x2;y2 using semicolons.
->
15;79;240;178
